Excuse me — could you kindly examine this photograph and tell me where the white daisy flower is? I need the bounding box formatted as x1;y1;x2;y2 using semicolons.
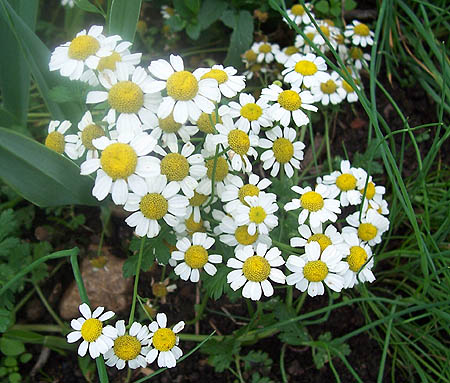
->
169;232;222;282
182;190;211;223
124;175;189;238
344;20;375;47
213;115;259;173
148;54;220;124
310;71;346;106
218;93;272;135
233;194;278;236
363;198;389;216
243;62;269;80
80;134;157;204
341;76;360;103
161;5;175;19
286;242;348;297
284;3;314;26
86;63;160;143
242;48;258;67
348;47;371;71
332;30;349;60
66;303;117;359
196;149;234;198
195;64;245;99
357;170;386;207
295;23;336;54
341;232;375;288
275;46;301;65
261;84;317;127
226;243;285;301
282;53;328;88
251;41;280;64
104;320;150;370
343;209;390;246
44;120;77;160
174;212;211;236
259;126;305;177
146;313;184;368
191;111;221;135
284;184;341;227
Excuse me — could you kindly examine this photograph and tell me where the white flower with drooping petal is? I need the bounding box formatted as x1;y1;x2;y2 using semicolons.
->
344;20;375;47
343;209;390;246
251;41;280;64
284;3;314;26
282;53;328;88
195;64;245;99
310;71;346;106
44;120;77;160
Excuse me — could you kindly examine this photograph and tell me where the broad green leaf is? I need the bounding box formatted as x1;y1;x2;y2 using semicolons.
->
184;0;200;14
173;0;193;18
0;0;38;127
74;0;104;15
108;0;142;42
198;0;228;30
315;0;330;14
223;10;254;68
0;127;98;207
0;337;25;356
186;22;201;40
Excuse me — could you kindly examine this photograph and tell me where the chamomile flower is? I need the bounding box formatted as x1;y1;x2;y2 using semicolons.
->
86;63;160;143
80;134;157;204
286;242;348;297
44;120;77;159
295;23;336;54
344;20;375;47
227;243;285;301
233;194;278;236
251;41;280;64
284;3;314;26
282;53;328;88
161;5;175;19
275;46;301;65
66;303;117;359
213;115;259;173
146;313;184;368
170;232;222;282
284;184;341;227
341;76;360;103
310;71;346;106
104;320;150;370
357;171;386;207
196;65;245;99
242;48;258;67
124;175;189;238
196;150;233;197
363;198;389;216
261;84;317;127
174;212;211;236
219;93;272;135
183;190;210;223
348;47;371;71
259;126;305;177
333;30;349;60
193;112;221;135
343;209;390;246
148;54;220;124
96;40;142;73
341;232;375;288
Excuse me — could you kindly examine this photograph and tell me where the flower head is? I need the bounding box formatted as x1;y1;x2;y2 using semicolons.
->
343;209;389;246
282;53;328;88
44;120;77;159
344;20;374;47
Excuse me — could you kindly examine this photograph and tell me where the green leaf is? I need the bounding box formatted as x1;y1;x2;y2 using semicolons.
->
223;10;254;67
0;337;25;356
202;337;241;372
48;82;88;105
74;0;104;15
19;353;32;363
344;0;357;11
108;0;142;42
198;0;227;30
184;0;200;14
0;128;98;207
203;264;228;300
274;302;309;346
0;309;12;333
9;372;21;383
173;0;193;18
315;0;330;14
186;22;201;40
166;14;186;32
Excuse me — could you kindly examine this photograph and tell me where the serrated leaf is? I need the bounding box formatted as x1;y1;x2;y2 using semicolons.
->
203;264;228;300
74;0;103;15
274;302;309;346
123;244;155;278
0;209;17;242
202;337;241;372
223;10;254;68
198;0;228;30
108;0;142;42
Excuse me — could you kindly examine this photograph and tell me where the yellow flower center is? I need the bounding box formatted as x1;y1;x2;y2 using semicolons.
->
336;173;357;191
189;191;208;206
97;51;122;72
68;35;100;60
80;318;102;342
81;124;105;150
242;255;270;282
238;184;260;205
294;60;318;76
307;233;332;253
250;63;262;73
228;130;250;155
152;282;168;298
197;112;221;134
360;182;375;199
350;47;364;60
357;223;377;242
320;79;337;94
206;157;229;182
300;191;324;212
320;25;330;38
184;245;208;269
277;90;302;111
166;70;199;101
160;153;190;182
240;103;262;121
258;44;272;53
336;33;345;44
243;49;257;62
272;137;294;163
139;193;168;220
235;225;259;245
305;32;315;44
291;4;305;16
201;69;228;85
100;143;137;180
303;260;328;282
347;246;368;272
159;114;182;133
152;328;176;352
324;19;335;27
354;23;370;37
114;335;141;361
249;206;267;224
90;255;108;269
108;81;144;114
342;80;355;93
45;131;65;154
185;214;206;234
284;46;299;56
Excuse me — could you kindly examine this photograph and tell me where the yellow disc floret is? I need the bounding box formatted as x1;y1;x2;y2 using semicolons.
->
166;71;199;101
354;23;370;37
272;137;294;163
201;69;228;84
68;35;100;60
307;234;332;253
184;245;208;269
320;79;337;95
347;246;368;272
300;191;324;212
277;90;302;111
357;223;377;242
159;114;182;133
242;255;270;282
291;4;305;16
350;47;363;60
185;214;205;234
97;51;122;72
114;335;141;361
360;182;375;200
249;206;267;224
320;25;330;38
139;193;168;220
81;124;105;150
305;32;315;44
240;103;263;121
197;112;221;134
45;132;65;154
228;130;250;155
80;318;102;342
336;173;357;191
342;80;355;93
235;225;258;245
238;184;260;205
189;191;208;206
152;328;176;352
160;153;189;182
108;81;144;114
285;46;299;56
243;49;257;63
152;282;168;298
258;44;272;53
100;143;137;180
303;260;328;282
295;60;318;75
206;157;229;182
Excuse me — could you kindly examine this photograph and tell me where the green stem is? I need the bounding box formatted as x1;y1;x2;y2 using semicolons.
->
323;112;333;172
32;282;66;331
295;293;307;314
280;343;288;383
286;286;293;308
235;355;245;383
125;367;132;383
186;291;208;326
272;239;301;254
128;237;146;326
